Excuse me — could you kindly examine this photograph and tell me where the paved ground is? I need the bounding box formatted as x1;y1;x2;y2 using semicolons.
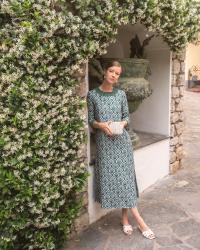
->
62;89;200;250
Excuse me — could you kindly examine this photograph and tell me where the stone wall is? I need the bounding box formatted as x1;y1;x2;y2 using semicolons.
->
170;52;186;173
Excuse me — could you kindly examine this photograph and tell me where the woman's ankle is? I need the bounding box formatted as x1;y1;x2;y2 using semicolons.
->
121;217;129;225
138;221;149;231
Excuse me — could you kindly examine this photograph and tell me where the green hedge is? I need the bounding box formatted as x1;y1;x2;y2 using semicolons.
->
0;0;199;249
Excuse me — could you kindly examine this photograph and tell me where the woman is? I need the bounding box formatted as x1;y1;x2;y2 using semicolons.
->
87;60;155;239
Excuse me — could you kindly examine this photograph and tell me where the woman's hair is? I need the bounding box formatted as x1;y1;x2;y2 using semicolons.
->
102;60;122;71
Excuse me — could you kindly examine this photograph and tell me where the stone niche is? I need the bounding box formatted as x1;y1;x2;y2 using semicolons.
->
87;23;172;224
67;24;186;240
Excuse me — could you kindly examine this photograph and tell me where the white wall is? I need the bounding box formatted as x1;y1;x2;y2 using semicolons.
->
132;49;171;135
134;139;170;192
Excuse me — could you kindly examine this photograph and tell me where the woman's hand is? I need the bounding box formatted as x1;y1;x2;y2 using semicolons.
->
92;120;113;136
98;121;113;136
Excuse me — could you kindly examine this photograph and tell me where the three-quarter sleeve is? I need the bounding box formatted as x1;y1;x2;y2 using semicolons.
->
86;91;96;128
121;91;130;126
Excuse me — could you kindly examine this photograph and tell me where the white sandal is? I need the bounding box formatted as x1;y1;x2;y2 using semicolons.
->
121;223;133;235
138;225;155;239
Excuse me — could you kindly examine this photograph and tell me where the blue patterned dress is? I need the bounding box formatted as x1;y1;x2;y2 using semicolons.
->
87;87;139;208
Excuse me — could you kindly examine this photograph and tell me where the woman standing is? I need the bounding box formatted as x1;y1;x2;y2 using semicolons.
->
87;60;155;239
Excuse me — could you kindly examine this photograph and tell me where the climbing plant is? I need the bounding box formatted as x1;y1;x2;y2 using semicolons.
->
0;0;199;249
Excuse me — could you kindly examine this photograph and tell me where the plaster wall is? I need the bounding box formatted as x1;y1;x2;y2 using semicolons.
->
132;49;171;135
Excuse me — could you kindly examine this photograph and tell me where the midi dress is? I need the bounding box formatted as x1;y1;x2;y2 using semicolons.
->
87;86;139;209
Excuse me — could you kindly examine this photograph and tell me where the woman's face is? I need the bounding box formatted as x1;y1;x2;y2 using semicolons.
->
104;65;122;85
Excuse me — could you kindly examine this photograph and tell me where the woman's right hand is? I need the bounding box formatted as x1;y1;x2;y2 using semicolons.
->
97;121;113;136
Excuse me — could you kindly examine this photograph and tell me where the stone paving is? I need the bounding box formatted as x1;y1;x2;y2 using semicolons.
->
62;89;200;250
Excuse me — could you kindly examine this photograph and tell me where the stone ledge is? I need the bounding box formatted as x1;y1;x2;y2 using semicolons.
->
134;131;169;150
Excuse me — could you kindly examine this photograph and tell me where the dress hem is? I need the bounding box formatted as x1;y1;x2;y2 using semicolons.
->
95;199;138;209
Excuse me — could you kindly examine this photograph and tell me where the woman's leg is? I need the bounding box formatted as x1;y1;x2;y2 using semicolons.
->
121;208;129;225
129;206;149;230
121;208;133;235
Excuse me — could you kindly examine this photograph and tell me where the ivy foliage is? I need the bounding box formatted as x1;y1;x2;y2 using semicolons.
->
0;0;199;249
